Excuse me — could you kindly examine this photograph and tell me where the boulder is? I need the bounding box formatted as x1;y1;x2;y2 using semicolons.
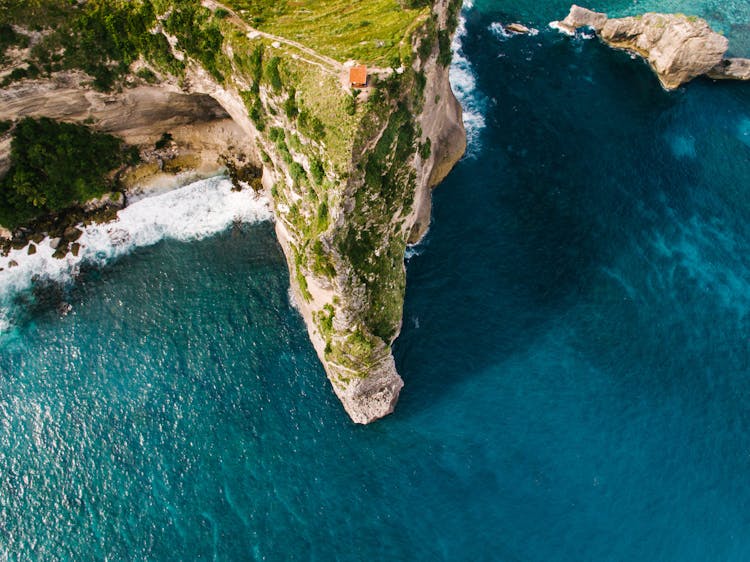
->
558;5;608;33
27;244;36;256
83;192;125;212
52;246;68;260
506;23;532;34
63;226;83;243
707;57;750;80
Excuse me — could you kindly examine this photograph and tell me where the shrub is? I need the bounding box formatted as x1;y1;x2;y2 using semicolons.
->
164;3;225;82
268;127;285;143
155;132;173;149
298;109;325;141
249;99;265;131
136;67;158;83
290;162;307;185
0;117;136;227
419;138;431;160
310;158;325;185
265;56;283;92
344;93;357;116
0;23;29;63
284;88;299;119
437;29;452;67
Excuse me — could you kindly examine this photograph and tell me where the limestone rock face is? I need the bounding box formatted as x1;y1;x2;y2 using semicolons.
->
559;5;607;33
337;354;404;424
601;13;727;89
553;5;750;90
0;0;466;425
708;57;750;81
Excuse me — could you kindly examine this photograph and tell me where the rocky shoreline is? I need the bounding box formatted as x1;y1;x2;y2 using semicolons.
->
552;5;750;90
0;192;124;266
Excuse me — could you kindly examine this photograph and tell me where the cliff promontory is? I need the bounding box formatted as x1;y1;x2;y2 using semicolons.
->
553;5;750;89
0;0;466;423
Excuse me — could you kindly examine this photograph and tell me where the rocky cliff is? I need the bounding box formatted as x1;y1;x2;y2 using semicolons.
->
553;5;750;90
0;0;466;423
270;0;466;423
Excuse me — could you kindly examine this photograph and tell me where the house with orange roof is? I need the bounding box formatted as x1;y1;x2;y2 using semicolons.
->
349;65;368;88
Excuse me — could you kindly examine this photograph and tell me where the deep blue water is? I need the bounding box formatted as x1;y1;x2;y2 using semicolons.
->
3;2;750;560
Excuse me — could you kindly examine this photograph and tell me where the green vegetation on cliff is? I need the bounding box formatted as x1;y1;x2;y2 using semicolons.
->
0;118;137;228
0;0;229;90
337;88;417;343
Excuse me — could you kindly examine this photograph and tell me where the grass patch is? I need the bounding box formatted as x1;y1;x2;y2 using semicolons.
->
225;0;429;65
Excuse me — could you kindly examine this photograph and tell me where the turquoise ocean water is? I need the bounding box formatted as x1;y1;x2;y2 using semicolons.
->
2;1;750;559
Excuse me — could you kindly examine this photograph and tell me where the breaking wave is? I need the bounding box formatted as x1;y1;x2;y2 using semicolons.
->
0;176;272;334
450;1;487;154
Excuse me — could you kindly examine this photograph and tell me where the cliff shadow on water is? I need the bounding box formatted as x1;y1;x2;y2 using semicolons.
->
393;10;750;418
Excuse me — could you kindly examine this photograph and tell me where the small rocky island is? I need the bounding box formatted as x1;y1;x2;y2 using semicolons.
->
553;5;750;89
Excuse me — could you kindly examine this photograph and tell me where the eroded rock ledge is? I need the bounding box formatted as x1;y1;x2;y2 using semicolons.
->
552;5;750;89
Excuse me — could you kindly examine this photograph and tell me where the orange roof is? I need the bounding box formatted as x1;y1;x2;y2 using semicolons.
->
349;65;367;86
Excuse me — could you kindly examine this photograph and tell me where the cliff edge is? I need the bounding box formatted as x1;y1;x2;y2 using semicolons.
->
273;0;466;423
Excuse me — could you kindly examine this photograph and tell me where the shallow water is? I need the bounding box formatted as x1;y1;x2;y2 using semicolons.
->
3;1;750;559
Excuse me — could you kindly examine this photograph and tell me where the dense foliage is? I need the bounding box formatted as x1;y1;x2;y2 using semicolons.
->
0;23;28;63
163;3;226;82
0;118;137;227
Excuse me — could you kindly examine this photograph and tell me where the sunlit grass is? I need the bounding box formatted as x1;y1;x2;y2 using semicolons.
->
225;0;429;65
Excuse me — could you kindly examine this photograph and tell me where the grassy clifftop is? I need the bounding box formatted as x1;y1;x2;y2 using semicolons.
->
225;0;431;65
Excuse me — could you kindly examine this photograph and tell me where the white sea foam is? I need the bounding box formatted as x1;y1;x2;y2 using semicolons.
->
0;176;272;333
549;20;596;40
490;22;539;38
489;22;511;40
450;4;487;155
549;21;575;36
405;244;425;260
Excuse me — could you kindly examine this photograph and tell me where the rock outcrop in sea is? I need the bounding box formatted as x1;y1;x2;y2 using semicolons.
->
552;5;750;89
